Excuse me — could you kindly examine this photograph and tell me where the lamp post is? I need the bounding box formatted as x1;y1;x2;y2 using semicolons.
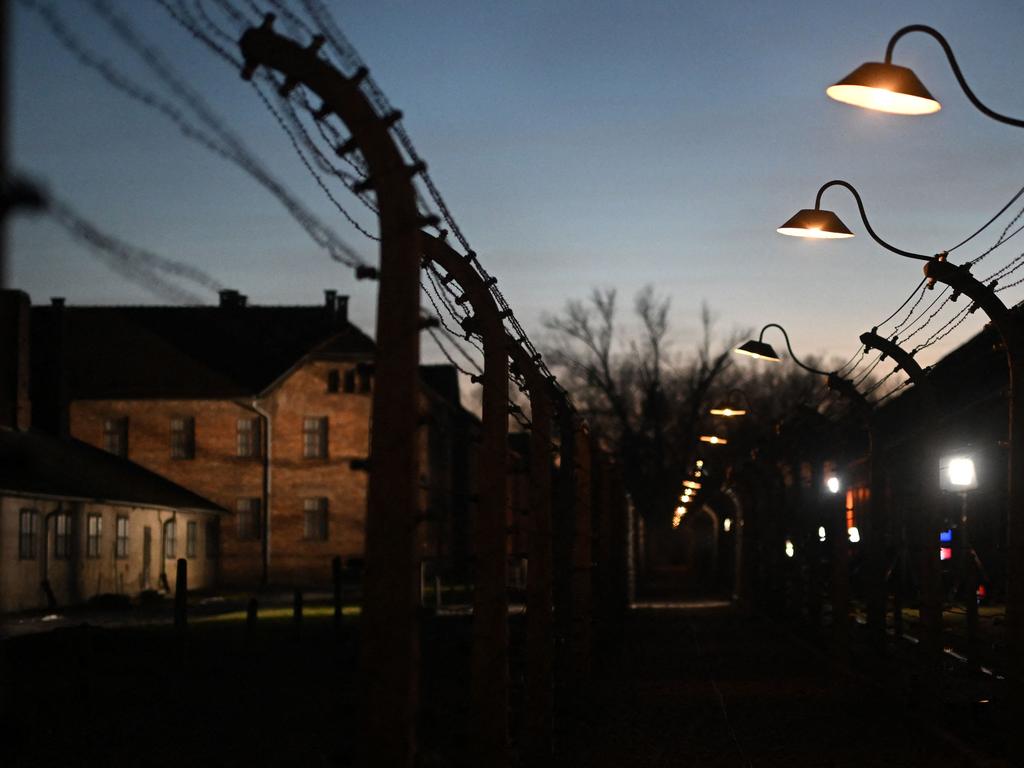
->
826;25;1024;127
941;452;982;673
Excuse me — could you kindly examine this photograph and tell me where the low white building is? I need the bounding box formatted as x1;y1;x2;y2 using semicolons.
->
0;427;224;613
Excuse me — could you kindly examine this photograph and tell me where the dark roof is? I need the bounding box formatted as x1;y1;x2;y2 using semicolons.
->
0;428;223;512
31;304;376;399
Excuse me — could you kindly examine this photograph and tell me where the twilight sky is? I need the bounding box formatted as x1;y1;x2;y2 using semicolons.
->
10;1;1024;375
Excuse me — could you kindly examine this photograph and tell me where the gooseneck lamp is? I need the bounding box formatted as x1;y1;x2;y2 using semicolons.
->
777;180;934;262
735;323;828;376
827;24;1024;127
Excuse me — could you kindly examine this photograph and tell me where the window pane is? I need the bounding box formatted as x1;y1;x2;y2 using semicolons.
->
54;513;71;559
171;416;195;459
236;499;261;541
303;417;327;459
237;417;260;458
103;417;128;457
186;521;197;558
116;515;129;559
303;498;328;541
164;520;176;558
19;509;38;560
87;514;103;558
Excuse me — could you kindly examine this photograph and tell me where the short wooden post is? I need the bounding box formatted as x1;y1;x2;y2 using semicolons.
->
174;558;187;632
293;589;303;639
246;597;259;640
332;555;343;633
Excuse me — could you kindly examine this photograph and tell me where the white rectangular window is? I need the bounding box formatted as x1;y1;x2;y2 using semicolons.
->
54;512;71;560
86;514;103;558
164;519;177;559
303;498;329;541
116;515;129;559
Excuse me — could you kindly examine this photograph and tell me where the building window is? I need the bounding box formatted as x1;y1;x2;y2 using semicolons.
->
19;509;38;560
237;417;261;458
357;364;372;393
116;515;129;559
206;520;219;558
237;498;261;541
103;417;128;457
303;498;329;541
87;514;103;558
343;369;356;393
171;416;195;459
54;512;72;560
327;369;341;393
303;417;328;459
164;519;176;559
186;521;197;558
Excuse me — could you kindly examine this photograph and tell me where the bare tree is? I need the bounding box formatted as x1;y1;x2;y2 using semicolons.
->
542;287;738;528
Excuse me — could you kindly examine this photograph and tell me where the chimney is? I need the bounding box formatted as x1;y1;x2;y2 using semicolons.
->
219;289;244;309
325;290;349;323
51;297;65;309
0;290;32;430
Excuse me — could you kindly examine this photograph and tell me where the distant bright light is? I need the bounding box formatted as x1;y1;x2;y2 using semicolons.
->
848;526;861;544
723;518;732;533
695;460;704;468
948;457;976;488
784;539;795;558
818;526;826;542
683;480;702;490
709;407;747;417
694;470;702;477
675;505;688;517
939;529;953;543
826;476;840;494
940;547;953;561
700;435;728;445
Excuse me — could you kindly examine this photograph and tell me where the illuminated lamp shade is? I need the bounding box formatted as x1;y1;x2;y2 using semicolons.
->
827;62;941;116
699;435;728;446
734;339;780;362
777;208;855;239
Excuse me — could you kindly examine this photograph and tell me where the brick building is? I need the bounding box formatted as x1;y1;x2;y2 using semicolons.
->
30;290;479;588
1;290;223;613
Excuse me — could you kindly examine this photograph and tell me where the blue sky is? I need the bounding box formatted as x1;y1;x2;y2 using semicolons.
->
10;1;1024;372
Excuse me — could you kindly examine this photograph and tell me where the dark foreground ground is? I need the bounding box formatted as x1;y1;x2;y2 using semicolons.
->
0;600;1005;767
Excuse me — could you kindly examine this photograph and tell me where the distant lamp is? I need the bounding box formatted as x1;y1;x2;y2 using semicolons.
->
940;454;977;492
723;518;733;533
699;435;728;446
736;324;829;376
778;180;931;261
695;460;704;468
709;388;752;417
827;25;1024;128
784;539;795;558
818;526;827;542
734;339;780;362
683;480;702;490
826;476;841;494
848;526;861;544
